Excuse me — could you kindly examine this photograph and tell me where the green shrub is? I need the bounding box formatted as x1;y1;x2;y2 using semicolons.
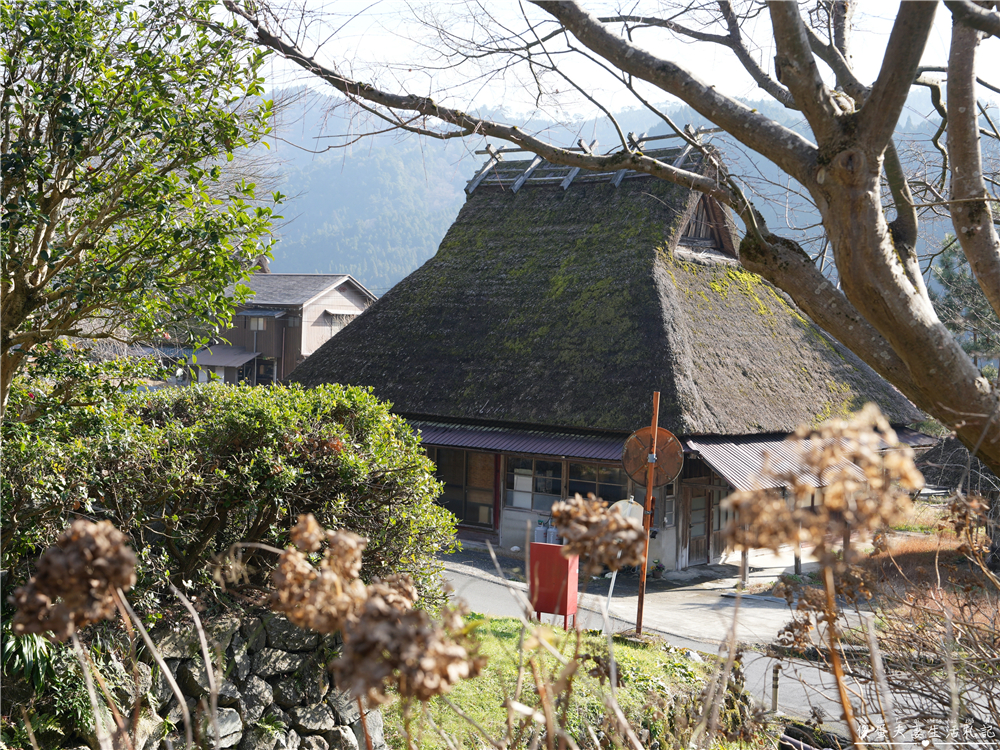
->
1;383;456;606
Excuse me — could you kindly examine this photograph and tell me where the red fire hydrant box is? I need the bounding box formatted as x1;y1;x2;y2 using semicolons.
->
529;542;579;629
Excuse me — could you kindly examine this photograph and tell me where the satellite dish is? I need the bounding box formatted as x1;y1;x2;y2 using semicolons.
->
621;427;683;488
608;498;644;521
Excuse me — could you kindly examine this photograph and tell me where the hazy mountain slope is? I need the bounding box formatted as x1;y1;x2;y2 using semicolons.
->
266;89;954;294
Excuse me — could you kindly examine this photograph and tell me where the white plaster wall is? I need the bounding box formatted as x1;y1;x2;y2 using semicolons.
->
648;522;679;572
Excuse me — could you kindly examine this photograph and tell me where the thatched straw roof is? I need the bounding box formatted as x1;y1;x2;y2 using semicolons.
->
289;150;920;435
918;437;1000;495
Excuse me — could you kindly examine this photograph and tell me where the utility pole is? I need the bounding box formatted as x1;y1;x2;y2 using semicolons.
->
636;392;660;635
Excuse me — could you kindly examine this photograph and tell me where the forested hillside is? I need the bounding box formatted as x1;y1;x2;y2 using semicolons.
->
268;118;472;293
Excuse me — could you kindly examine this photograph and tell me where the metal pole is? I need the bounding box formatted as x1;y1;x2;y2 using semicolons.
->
636;391;660;635
771;663;780;712
794;521;802;576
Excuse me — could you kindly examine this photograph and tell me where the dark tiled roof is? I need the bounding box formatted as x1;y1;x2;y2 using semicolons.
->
289;152;921;434
234;274;348;306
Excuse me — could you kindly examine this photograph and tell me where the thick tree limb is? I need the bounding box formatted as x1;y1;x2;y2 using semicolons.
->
224;1;738;206
884;140;924;295
947;20;1000;322
738;230;931;415
718;1;796;109
856;2;938;149
767;2;843;145
945;0;1000;38
804;25;867;103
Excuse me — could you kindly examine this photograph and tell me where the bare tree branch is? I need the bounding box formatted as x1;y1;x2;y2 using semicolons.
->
223;0;737;205
945;0;1000;38
532;1;819;186
768;2;843;145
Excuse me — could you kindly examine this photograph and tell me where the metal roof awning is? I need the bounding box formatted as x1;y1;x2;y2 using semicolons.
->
191;346;260;368
409;420;627;462
685;428;935;492
893;427;938;449
236;309;286;318
685;435;863;491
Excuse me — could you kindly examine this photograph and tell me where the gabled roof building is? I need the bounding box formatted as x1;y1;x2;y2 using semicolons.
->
289;146;929;569
192;273;376;385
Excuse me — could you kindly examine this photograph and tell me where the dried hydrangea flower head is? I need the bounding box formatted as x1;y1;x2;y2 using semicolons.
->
725;404;924;569
271;514;368;634
274;515;486;703
12;520;136;641
551;493;645;576
334;579;486;704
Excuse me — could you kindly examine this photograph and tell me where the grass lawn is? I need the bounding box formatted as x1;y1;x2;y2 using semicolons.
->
381;614;775;749
889;499;948;534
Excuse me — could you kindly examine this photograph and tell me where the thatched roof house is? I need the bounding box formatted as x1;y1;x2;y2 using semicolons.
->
918;437;1000;497
289;146;927;568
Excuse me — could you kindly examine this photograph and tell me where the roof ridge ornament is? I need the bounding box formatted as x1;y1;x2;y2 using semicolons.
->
611;132;647;188
511;154;544;193
465;144;510;194
560;139;598;190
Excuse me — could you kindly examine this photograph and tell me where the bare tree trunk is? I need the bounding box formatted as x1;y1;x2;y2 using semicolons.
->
947;21;1000;322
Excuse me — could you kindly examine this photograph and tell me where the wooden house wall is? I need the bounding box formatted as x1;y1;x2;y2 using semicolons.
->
281;323;302;379
222;316;283;359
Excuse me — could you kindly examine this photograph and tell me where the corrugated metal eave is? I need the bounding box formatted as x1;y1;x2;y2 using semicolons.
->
687;435;867;492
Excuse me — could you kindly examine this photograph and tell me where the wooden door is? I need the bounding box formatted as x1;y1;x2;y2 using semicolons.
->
688;487;709;565
709;488;727;563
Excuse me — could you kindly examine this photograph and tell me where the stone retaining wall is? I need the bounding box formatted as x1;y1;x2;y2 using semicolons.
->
142;611;384;750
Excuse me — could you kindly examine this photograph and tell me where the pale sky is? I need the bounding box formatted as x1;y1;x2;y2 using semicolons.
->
259;0;1000;134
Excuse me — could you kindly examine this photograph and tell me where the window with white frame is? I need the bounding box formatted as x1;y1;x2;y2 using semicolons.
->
248;316;267;331
505;458;562;512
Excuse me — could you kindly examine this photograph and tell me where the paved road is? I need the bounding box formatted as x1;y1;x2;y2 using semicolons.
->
440;549;848;731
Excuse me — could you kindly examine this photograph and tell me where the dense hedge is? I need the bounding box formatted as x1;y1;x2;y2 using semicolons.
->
1;383;456;607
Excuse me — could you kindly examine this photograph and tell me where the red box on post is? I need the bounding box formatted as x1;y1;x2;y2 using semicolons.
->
529;542;579;629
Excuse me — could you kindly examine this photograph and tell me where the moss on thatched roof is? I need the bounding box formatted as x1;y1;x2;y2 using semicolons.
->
289;156;920;435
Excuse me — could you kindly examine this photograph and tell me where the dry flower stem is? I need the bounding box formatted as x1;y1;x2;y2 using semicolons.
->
117;588;192;749
357;696;373;750
864;616;899;747
528;657;555;750
422;705;460;750
19;707;40;750
442;696;504;750
113;591;143;740
72;632;113;750
823;566;860;746
82;642;135;750
169;582;220;750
